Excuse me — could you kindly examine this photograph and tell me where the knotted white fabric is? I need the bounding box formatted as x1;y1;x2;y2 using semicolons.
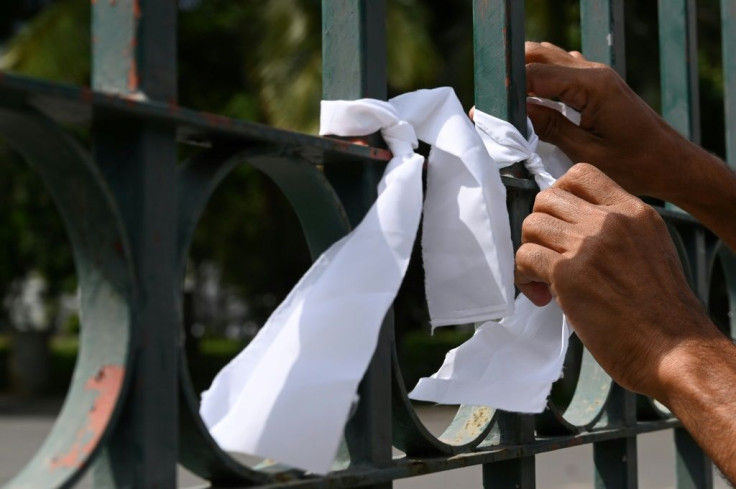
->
409;98;579;413
200;87;515;474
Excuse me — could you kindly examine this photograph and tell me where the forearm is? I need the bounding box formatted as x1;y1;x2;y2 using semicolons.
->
656;330;736;483
661;138;736;252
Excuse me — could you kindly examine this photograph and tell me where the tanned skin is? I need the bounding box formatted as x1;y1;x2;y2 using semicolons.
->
483;42;736;482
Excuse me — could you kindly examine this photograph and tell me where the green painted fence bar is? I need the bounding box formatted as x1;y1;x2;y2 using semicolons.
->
321;2;392;486
659;0;701;143
580;3;639;488
472;2;536;488
90;0;180;487
581;0;626;76
472;0;527;135
659;2;715;487
721;0;736;168
0;1;732;488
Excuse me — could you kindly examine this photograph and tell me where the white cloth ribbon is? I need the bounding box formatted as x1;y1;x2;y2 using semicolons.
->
409;99;580;413
200;87;515;474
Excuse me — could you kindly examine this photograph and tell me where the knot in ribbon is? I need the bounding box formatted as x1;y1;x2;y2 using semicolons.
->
200;87;516;474
410;101;581;412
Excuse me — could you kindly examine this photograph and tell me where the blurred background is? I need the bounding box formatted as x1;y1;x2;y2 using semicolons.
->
0;0;727;400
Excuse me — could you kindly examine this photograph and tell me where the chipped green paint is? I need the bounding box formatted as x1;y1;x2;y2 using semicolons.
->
0;106;134;489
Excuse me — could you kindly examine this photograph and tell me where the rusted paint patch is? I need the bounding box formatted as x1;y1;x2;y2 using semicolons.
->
369;147;392;160
133;0;141;19
127;58;139;92
81;87;93;104
463;406;492;434
49;365;125;470
201;112;233;127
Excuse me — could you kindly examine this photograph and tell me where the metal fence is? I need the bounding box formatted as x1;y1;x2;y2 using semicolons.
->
0;0;734;487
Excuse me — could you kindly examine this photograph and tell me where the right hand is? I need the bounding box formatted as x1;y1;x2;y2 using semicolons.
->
516;163;720;399
525;42;698;203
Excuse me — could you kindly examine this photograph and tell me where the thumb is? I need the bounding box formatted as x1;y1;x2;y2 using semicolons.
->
527;102;593;161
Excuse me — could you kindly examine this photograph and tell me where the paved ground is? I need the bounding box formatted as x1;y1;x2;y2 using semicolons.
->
0;398;729;488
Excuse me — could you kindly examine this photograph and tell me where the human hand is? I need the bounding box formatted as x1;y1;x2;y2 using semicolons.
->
515;163;721;398
524;42;700;203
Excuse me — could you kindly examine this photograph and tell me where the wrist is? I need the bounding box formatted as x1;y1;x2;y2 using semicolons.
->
649;125;705;204
655;130;736;215
652;318;733;410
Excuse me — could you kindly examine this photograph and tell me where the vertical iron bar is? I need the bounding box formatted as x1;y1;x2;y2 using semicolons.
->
659;0;701;143
482;414;536;489
593;385;638;489
322;2;392;485
580;4;638;487
659;3;713;487
473;2;534;486
322;0;387;101
581;0;626;76
472;0;527;135
676;427;714;488
90;0;179;487
673;227;713;489
594;437;638;488
721;0;736;168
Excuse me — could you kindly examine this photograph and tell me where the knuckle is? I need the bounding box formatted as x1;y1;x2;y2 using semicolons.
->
629;199;658;221
521;213;543;238
532;189;552;211
564;162;595;181
533;187;562;211
594;64;623;85
525;42;544;58
515;243;536;268
525;62;543;77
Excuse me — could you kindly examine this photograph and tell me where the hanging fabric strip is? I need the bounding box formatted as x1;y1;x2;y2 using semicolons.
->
199;87;515;474
409;99;580;413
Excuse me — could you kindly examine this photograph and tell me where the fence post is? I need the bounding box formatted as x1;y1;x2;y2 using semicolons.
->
659;2;714;486
473;2;535;487
579;2;639;487
90;0;179;487
322;2;393;485
721;0;736;169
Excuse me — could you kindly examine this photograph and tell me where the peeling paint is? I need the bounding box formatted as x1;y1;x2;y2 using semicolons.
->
202;111;233;127
81;87;93;104
127;59;139;92
167;98;179;113
49;365;124;470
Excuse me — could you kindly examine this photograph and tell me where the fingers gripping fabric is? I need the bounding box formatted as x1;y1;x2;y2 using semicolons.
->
409;99;579;413
199;88;515;474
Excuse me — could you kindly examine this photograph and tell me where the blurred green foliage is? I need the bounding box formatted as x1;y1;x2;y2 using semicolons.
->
0;0;728;340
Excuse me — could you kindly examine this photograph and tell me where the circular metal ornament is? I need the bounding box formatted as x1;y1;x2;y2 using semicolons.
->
176;146;352;484
0;105;135;489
